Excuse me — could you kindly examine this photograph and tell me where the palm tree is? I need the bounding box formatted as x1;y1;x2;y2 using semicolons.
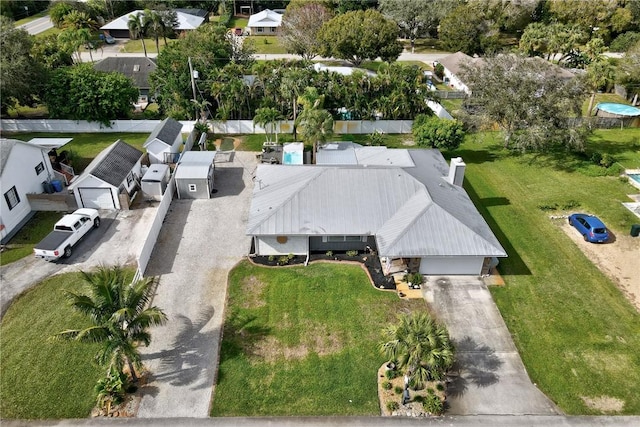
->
585;58;615;115
254;107;284;144
144;9;164;54
296;87;334;164
380;312;454;390
128;12;148;58
52;266;167;382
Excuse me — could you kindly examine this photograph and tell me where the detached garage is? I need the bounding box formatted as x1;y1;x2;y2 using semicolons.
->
68;140;143;209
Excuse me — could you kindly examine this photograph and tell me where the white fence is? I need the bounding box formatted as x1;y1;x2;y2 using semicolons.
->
427;101;453;120
1;119;414;134
137;176;176;277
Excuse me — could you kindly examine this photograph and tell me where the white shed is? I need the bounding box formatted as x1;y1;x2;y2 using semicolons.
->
144;118;183;164
141;163;170;200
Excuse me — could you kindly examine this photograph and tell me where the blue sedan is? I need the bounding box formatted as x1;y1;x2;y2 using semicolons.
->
568;213;609;243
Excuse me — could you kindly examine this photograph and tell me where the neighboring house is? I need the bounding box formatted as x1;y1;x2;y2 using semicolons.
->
174;151;216;199
247;148;507;276
313;63;376;77
101;9;207;38
438;52;575;94
144;118;183;164
247;9;282;35
68;140;143;210
93;57;157;107
0;139;58;243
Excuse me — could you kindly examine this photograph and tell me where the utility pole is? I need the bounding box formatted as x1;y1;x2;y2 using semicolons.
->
188;56;198;120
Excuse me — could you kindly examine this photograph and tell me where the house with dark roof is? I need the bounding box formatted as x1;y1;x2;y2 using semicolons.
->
247;148;507;276
68;140;143;210
143;118;183;164
93;57;156;106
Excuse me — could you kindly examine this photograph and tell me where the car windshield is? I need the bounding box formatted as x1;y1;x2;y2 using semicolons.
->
593;228;606;234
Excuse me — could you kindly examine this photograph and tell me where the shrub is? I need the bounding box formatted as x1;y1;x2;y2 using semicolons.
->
412;116;465;150
394;386;404;395
600;153;615;168
427;387;435;395
325;250;333;257
268;255;275;262
387;401;400;411
610;32;640;52
287;253;295;260
385;369;399;380
434;63;444;79
346;250;358;257
561;200;580;210
590;151;603;165
422;393;444;415
407;272;423;286
436;383;445;392
277;255;290;265
382;380;392;390
369;131;384;146
95;366;128;413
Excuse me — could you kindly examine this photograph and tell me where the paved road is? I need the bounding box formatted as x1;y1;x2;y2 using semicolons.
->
424;276;558;415
137;152;256;417
17;16;54;35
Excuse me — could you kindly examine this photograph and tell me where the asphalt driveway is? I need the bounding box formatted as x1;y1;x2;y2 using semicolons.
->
424;276;559;415
137;152;256;418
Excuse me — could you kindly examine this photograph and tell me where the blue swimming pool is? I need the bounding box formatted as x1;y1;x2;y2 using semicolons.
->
629;173;640;189
596;103;640;117
283;151;303;165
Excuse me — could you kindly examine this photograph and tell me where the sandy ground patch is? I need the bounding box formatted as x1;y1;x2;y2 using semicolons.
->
581;396;625;413
558;220;640;312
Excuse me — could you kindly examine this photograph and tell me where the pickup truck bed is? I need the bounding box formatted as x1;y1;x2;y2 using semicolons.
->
35;231;73;251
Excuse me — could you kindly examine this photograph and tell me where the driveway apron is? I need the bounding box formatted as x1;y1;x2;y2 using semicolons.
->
424;276;559;415
137;152;256;418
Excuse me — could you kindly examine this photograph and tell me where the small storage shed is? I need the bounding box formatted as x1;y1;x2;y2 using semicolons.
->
141;163;170;200
144;118;183;164
175;151;216;199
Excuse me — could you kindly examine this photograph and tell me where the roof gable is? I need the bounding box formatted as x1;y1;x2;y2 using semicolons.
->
248;9;282;27
101;10;204;31
81;140;142;187
0;138;44;175
94;57;156;88
145;118;182;147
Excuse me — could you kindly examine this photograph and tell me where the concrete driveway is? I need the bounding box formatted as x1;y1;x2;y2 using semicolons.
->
1;206;157;318
137;152;256;418
424;276;559;415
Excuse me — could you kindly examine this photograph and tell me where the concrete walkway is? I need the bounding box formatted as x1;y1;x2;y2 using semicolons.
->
424;276;558;415
136;152;256;417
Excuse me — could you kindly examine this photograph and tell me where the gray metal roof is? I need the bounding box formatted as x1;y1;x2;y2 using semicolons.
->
316;143;415;167
145;118;182;147
247;149;506;258
142;163;170;182
75;140;142;187
178;150;216;164
0;139;19;175
175;163;211;180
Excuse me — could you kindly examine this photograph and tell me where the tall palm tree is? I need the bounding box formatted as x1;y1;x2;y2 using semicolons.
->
144;9;164;54
296;87;334;164
585;58;615;115
53;266;167;382
380;312;454;389
128;12;148;58
254;107;284;144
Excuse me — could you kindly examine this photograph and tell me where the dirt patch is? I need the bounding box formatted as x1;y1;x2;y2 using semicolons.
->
581;395;625;413
558;219;640;312
377;364;445;417
240;275;267;308
250;322;344;363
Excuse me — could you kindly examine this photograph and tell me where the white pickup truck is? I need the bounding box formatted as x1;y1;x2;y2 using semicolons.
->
34;209;101;261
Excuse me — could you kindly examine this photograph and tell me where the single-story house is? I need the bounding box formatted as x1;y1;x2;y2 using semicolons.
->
174;151;216;199
247;9;282;35
247;148;507;276
0;139;61;243
93;57;156;106
68;140;143;210
101;9;207;38
438;52;575;94
313;63;376;77
144;118;183;164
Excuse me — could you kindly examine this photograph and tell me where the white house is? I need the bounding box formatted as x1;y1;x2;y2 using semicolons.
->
437;51;483;94
68;140;142;210
247;9;282;35
100;9;207;38
0;139;58;243
143;118;183;164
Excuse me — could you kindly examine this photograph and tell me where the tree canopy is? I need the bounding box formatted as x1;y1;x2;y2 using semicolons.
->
438;2;502;56
460;54;588;152
317;9;403;66
412;115;465;151
45;63;138;126
279;2;333;60
379;0;455;41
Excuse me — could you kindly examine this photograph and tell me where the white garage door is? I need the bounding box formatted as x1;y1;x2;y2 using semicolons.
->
78;188;116;209
419;256;484;275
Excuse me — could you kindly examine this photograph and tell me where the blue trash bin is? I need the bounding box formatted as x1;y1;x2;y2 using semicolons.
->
51;180;63;192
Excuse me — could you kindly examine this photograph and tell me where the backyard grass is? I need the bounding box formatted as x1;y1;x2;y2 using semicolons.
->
5;132;148;173
0;211;62;266
249;35;287;54
121;38;176;54
0;272;105;419
211;261;424;416
456;129;640;414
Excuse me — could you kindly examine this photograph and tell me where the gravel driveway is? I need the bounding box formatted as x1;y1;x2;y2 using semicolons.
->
137;152;256;418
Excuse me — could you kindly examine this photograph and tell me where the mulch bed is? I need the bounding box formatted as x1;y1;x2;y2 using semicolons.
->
249;252;396;290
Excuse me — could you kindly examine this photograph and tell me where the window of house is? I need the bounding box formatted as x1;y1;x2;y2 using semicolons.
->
126;172;134;186
133;64;140;72
35;162;44;175
4;186;20;210
323;235;367;243
189;184;197;192
257;27;263;33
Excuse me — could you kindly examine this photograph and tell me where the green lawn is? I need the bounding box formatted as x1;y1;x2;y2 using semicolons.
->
249;35;287;54
400;38;449;54
5;132;148;173
456;129;640;414
121;38;176;54
0;272;104;419
211;261;424;416
0;211;62;266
